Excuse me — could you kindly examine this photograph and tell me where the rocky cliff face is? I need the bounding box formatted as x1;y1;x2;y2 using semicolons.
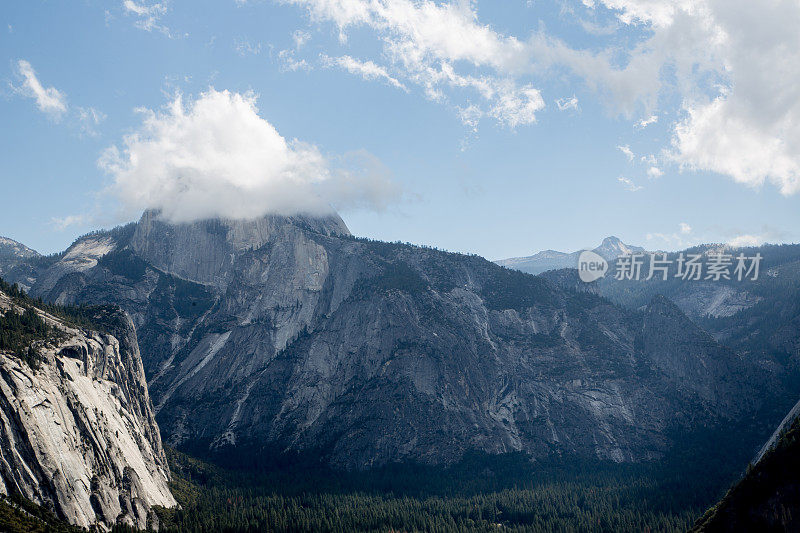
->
0;237;38;261
0;212;777;470
129;209;350;289
0;289;175;530
539;245;800;379
692;396;800;532
0;237;40;290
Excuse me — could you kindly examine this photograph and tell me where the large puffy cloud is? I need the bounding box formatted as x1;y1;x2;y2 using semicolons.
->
100;89;398;223
673;96;800;195
667;0;800;195
586;0;800;195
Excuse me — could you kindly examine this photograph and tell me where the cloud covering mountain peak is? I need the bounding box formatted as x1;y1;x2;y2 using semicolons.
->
100;89;399;223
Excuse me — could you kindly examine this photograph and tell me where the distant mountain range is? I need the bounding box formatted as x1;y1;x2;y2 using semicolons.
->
495;236;646;275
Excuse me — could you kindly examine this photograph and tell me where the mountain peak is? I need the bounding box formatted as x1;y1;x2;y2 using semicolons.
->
594;236;645;261
0;236;39;260
138;209;350;241
131;209;350;287
496;236;646;274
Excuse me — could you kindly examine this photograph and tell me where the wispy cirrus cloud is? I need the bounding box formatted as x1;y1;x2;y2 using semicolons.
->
282;0;546;128
617;144;634;162
14;60;67;118
77;107;107;137
321;54;407;91
556;95;579;111
617;176;643;192
12;60;106;137
122;0;175;36
50;214;90;231
276;0;800;196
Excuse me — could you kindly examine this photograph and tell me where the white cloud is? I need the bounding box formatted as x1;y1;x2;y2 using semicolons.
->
14;60;67;118
556;95;579;111
283;0;545;127
640;154;657;165
122;0;171;35
99;89;399;223
489;84;544;128
77;106;106;137
645;222;696;248
13;60;107;135
320;54;406;90
646;232;679;247
457;104;482;131
646;166;663;178
617;176;642;191
578;18;619;36
617;144;634;161
235;38;262;56
279;1;800;193
293;29;311;49
673;95;800;195
635;114;658;129
50;214;90;231
586;0;800;195
725;226;787;248
648;224;787;249
278;49;310;71
590;0;679;28
727;234;765;248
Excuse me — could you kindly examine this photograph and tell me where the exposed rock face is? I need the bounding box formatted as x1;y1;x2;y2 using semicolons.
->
0;237;40;291
130;209;350;289
0;236;38;261
753;397;800;465
0;290;175;529
539;245;800;365
0;212;775;470
692;397;800;532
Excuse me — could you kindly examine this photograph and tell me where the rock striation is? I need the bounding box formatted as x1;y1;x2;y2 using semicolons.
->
0;288;175;530
0;211;777;470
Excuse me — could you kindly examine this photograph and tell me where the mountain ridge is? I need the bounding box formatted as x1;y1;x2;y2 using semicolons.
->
0;212;780;471
0;237;39;260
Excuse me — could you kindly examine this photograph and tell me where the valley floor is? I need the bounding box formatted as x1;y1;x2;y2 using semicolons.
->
148;448;724;533
0;433;762;533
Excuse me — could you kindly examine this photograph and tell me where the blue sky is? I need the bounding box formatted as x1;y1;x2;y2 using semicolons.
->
1;0;799;260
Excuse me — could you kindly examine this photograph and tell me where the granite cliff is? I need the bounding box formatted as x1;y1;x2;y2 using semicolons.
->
0;212;779;470
0;286;175;529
